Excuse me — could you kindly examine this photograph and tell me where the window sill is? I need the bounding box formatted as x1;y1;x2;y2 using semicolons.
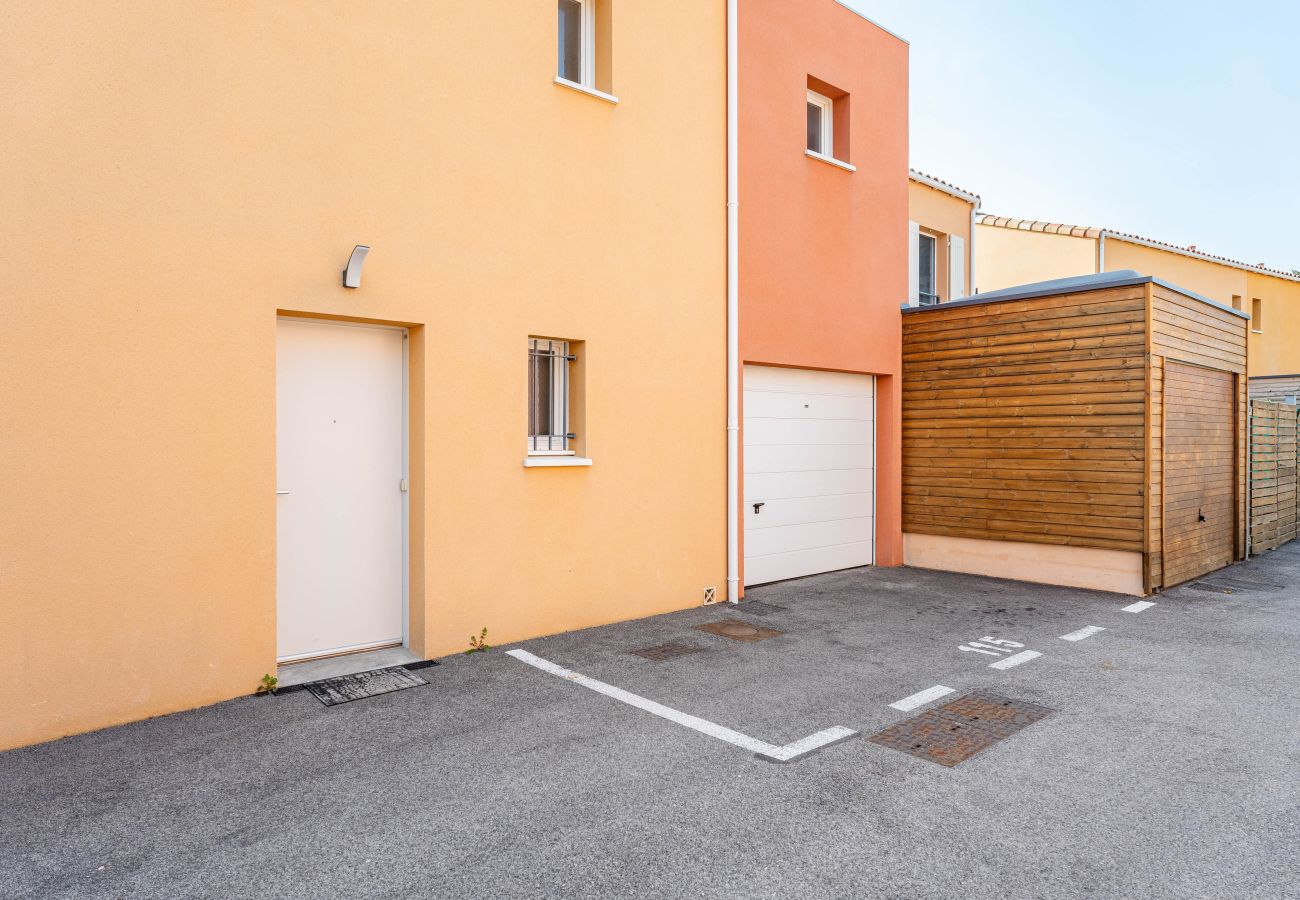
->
554;77;619;105
1252;329;1263;334
805;150;856;172
523;456;593;468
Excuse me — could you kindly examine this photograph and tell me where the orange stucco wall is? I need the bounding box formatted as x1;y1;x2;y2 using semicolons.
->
1;1;726;750
739;0;908;572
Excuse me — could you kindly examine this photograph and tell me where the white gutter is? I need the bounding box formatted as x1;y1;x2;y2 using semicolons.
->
726;0;740;603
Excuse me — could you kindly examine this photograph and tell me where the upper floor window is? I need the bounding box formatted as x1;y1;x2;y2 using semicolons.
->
917;232;939;306
557;0;592;86
1252;298;1264;333
806;90;834;156
804;78;853;171
556;0;617;102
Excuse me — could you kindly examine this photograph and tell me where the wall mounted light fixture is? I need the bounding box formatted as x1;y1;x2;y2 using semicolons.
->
342;245;370;288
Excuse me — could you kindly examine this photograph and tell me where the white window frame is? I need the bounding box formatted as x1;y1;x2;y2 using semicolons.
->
917;231;939;306
528;338;573;455
558;0;596;89
806;89;834;157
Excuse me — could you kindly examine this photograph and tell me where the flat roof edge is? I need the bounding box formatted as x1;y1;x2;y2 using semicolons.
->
831;0;910;44
901;275;1251;321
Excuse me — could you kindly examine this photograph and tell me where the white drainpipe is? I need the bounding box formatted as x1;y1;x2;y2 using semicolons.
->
726;0;740;602
1098;232;1107;273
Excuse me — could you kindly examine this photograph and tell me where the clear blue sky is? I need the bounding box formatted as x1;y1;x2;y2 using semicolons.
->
846;0;1300;272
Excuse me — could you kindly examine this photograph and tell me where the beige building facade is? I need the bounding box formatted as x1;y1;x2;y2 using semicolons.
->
1;1;728;750
976;216;1300;387
908;171;979;306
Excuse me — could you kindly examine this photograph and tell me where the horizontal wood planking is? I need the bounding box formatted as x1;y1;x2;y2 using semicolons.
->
1249;375;1300;403
903;285;1147;551
1162;361;1237;587
1249;400;1299;554
1150;286;1249;579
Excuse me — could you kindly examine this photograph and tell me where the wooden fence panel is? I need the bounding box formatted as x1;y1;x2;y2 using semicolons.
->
1250;400;1298;554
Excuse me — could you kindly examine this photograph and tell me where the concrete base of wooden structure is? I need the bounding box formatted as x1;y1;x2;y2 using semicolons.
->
903;533;1145;597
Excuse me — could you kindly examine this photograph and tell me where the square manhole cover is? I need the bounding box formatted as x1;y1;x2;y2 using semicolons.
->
733;601;787;617
868;691;1053;767
629;642;704;662
694;619;783;642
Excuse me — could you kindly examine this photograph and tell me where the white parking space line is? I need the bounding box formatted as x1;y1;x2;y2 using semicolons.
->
506;649;856;763
1060;626;1106;642
889;685;955;712
1122;601;1156;613
988;650;1041;670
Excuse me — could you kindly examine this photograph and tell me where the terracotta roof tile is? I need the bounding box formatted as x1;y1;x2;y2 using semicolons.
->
977;214;1299;282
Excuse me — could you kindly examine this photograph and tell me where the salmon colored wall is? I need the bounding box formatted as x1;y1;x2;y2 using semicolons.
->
0;1;726;750
739;0;908;571
908;181;974;299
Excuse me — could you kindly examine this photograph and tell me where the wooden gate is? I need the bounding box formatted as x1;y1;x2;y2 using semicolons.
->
1249;399;1299;554
1163;362;1237;586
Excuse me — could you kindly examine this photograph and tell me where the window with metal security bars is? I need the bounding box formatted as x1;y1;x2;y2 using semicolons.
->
529;338;574;453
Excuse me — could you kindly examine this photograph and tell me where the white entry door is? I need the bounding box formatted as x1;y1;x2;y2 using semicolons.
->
743;366;874;586
276;318;406;662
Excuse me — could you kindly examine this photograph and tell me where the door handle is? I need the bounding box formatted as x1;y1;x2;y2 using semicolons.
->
276;491;291;495
753;502;765;514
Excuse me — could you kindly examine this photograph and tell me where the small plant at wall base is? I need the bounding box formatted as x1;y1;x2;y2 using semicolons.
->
466;628;491;655
256;673;278;695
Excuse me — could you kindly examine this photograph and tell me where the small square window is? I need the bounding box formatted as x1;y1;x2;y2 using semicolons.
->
806;90;833;157
529;338;574;454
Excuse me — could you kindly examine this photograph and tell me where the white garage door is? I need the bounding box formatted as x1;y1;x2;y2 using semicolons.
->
743;366;874;586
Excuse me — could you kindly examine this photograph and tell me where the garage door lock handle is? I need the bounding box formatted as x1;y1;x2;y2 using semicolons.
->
753;502;765;514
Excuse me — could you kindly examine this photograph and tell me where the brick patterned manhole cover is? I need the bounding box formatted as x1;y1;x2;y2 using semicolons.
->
694;619;782;642
868;691;1053;767
733;601;787;617
628;642;704;662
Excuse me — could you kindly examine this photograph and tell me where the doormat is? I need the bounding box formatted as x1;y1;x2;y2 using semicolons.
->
868;691;1053;767
304;666;428;706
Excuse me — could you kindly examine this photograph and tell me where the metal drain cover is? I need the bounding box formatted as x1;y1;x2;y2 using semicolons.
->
733;601;787;617
629;642;704;662
868;691;1053;767
694;619;782;642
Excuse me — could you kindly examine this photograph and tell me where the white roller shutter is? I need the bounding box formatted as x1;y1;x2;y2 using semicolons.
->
743;366;874;586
